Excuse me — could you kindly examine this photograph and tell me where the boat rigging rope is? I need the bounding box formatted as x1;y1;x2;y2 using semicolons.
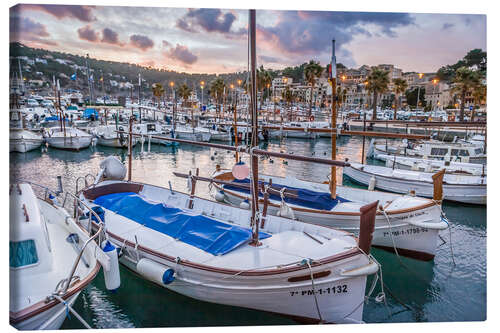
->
52;294;92;329
432;200;456;266
304;259;324;323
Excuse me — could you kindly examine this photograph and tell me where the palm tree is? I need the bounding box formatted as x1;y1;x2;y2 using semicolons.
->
210;78;226;116
304;60;323;118
393;78;408;120
257;66;272;111
177;83;192;107
152;83;165;107
282;86;296;122
366;68;390;120
471;82;486;121
452;67;482;121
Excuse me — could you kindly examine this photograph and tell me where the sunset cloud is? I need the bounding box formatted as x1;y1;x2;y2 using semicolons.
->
129;34;154;51
165;44;198;65
77;25;99;42
101;27;122;45
15;4;96;22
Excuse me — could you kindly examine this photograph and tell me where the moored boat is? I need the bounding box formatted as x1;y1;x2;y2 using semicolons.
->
343;162;486;205
43;127;93;151
211;169;448;260
78;175;379;324
9;183;109;330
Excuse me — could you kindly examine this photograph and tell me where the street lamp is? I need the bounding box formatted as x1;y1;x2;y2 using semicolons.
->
200;80;205;110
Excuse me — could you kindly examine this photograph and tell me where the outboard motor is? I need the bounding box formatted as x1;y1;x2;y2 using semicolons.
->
95;156;127;184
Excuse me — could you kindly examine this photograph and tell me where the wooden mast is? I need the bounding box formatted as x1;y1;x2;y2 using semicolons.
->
329;39;337;199
249;9;261;246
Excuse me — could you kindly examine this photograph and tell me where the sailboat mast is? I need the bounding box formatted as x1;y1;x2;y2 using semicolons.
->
249;9;260;246
329;39;337;199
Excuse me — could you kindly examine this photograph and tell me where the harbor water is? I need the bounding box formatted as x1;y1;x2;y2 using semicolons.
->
9;136;486;328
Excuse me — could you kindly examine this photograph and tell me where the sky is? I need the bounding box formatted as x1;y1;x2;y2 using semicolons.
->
9;4;486;74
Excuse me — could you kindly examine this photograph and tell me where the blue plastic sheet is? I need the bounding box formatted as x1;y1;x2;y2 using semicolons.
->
223;178;349;211
94;192;270;256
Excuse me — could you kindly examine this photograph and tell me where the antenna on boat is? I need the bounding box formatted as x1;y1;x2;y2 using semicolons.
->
329;39;337;199
248;9;261;247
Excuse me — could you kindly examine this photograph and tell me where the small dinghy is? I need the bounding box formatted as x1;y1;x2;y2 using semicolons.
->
211;168;448;261
9;183;112;330
344;162;486;205
77;157;380;324
43;127;93;151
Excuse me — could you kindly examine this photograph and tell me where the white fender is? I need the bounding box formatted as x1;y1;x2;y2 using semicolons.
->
101;240;120;291
136;258;175;286
368;176;376;191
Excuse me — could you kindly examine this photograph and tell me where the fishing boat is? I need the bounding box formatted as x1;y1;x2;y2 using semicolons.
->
92;124;137;148
210;168;448;260
77;159;379;324
9;183;110;330
132;123;178;145
10;109;44;153
269;122;319;139
43;126;93;151
378;153;487;176
10;129;44;153
343;162;486;205
368;138;486;164
175;124;212;142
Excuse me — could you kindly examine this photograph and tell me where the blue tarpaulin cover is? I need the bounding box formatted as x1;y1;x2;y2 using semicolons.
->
223;178;350;211
83;108;99;119
94;192;271;256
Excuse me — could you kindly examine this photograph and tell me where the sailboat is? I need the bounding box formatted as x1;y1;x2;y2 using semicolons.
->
43;80;93;151
75;11;380;324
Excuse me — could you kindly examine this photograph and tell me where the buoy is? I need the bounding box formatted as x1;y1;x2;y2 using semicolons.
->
368;176;376;191
136;258;175;286
239;199;250;209
215;190;226;202
102;240;120;291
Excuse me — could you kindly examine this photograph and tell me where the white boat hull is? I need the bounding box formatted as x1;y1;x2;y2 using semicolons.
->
118;253;368;324
269;130;318;139
219;188;443;260
14;292;80;330
10;138;43;153
343;166;486;205
176;131;211;142
46;136;92;150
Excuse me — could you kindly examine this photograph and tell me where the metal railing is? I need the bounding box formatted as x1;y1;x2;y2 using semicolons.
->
15;180;105;294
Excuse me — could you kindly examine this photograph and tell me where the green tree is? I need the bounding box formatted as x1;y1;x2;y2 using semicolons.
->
152;83;164;107
209;78;226;115
471;82;486;121
365;68;390;120
282;86;296;121
177;83;192;107
452;67;481;121
304;60;323;118
257;65;272;110
393;78;408;119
